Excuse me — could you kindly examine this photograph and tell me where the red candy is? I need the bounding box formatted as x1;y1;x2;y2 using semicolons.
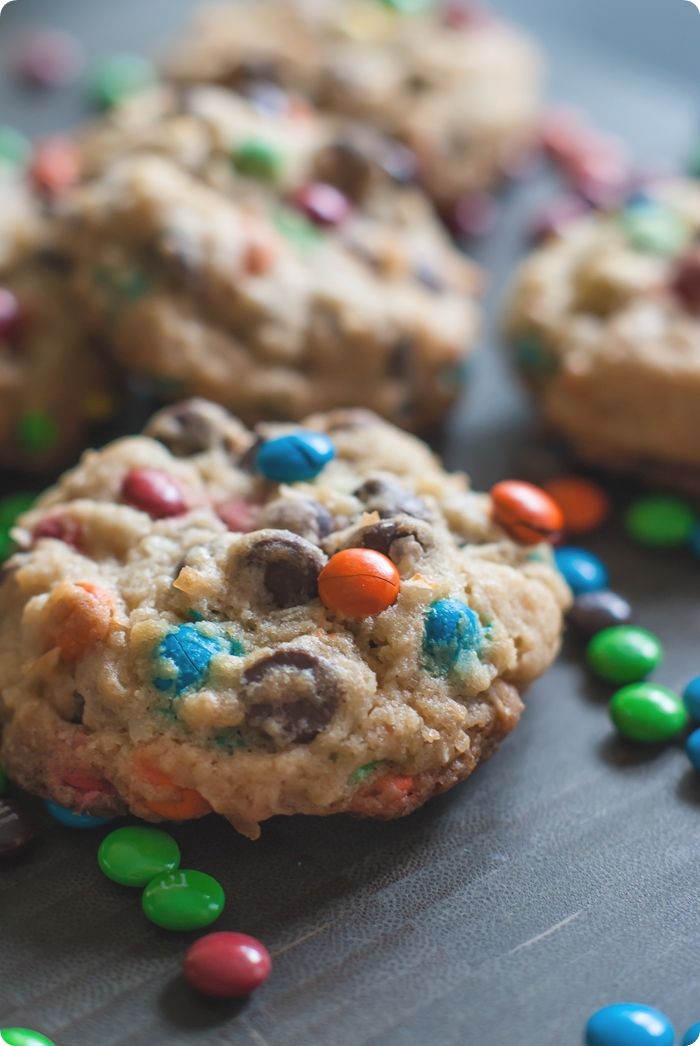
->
33;515;83;549
0;288;23;343
184;932;272;999
292;182;351;227
121;468;187;518
18;29;85;88
490;480;564;545
319;549;400;617
543;476;609;536
30;137;80;195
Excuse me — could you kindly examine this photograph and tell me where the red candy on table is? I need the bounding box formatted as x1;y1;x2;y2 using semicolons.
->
29;137;80;196
319;549;400;617
543;476;610;536
121;468;187;518
184;932;272;999
0;288;23;343
490;480;564;545
291;182;351;227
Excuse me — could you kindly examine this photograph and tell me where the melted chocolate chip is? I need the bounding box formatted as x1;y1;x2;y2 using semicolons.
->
241;649;340;746
145;400;227;456
258;497;333;545
313;140;375;201
354;478;431;521
354;517;432;559
241;533;326;608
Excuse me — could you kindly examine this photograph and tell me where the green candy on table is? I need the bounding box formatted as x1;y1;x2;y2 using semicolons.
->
0;1030;56;1046
231;138;283;181
17;411;57;455
587;625;663;685
610;682;688;742
98;826;181;887
625;494;697;548
0;492;35;561
89;52;156;110
619;200;689;256
0;126;31;171
142;869;225;931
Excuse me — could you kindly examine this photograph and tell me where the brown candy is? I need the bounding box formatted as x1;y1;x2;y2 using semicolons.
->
241;649;340;746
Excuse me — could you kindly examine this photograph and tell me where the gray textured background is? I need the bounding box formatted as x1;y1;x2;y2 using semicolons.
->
1;2;700;1045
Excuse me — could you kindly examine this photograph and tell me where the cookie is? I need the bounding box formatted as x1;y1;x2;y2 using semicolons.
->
166;0;542;204
59;134;481;430
508;179;700;493
0;401;568;838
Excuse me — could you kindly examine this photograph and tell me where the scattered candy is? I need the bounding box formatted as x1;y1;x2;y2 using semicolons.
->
44;581;113;661
554;547;609;596
0;288;23;342
142;869;225;931
422;598;483;676
291;182;351;227
0;1030;56;1046
17;410;57;454
319;548;400;617
587;626;663;685
0;126;31;171
491;479;564;545
620;197;689;257
89;52;156;109
45;801;113;829
18;29;84;88
232;138;282;181
625;494;697;548
0;799;36;859
585;1003;674;1046
121;468;187;518
153;623;243;696
682;1021;700;1046
29;137;80;195
569;590;633;637
543;476;609;535
256;430;335;483
685;728;700;772
683;676;700;721
98;826;181;887
609;682;688;743
184;932;272;998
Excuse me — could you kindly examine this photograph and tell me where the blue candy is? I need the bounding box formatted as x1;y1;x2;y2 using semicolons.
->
153;624;243;696
256;431;336;483
422;598;482;677
46;801;113;829
686;728;700;771
682;1021;700;1045
683;675;700;722
585;1003;674;1046
554;546;609;596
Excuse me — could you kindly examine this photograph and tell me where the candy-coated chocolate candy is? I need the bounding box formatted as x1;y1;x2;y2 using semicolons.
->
0;799;36;859
292;182;351;228
554;547;608;596
0;126;32;171
273;205;323;250
89;52;155;109
44;581;113;661
184;932;272;998
685;727;700;771
256;430;335;483
142;869;225;931
244;236;278;276
121;468;187;518
620;198;689;256
625;494;697;548
45;801;113;829
683;675;700;721
671;248;700;314
29;137;80;195
423;598;482;677
18;29;85;87
98;826;181;887
319;548;400;617
232;138;282;181
543;476;609;535
153;623;243;696
0;1029;56;1046
0;288;23;342
585;1003;674;1046
17;410;57;454
33;514;83;549
587;626;663;684
609;683;688;743
682;1020;700;1045
490;479;564;545
568;590;633;637
132;754;212;821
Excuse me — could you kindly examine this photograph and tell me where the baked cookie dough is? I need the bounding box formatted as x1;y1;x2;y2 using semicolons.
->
0;401;568;837
508;179;700;492
59;145;481;430
166;0;542;204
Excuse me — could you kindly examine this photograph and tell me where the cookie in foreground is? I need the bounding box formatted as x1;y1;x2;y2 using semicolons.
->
0;402;569;837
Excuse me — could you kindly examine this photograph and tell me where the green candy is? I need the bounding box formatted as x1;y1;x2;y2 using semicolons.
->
0;492;35;561
89;53;156;110
231;138;282;181
17;411;57;454
98;826;181;887
587;626;663;685
625;494;697;548
0;1031;56;1046
349;761;383;786
273;206;323;251
0;126;31;171
610;682;688;742
619;201;689;256
142;869;225;931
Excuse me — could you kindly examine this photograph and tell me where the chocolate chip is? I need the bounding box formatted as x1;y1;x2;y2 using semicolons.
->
241;649;340;746
313;140;375;201
241;533;326;608
219;58;282;91
354;478;431;521
145;399;229;456
0;798;37;860
353;517;432;562
387;336;414;380
257;497;333;544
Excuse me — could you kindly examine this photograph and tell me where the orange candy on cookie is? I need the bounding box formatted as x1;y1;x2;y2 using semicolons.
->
319;549;400;617
490;480;564;545
543;476;609;535
45;581;113;660
133;754;211;821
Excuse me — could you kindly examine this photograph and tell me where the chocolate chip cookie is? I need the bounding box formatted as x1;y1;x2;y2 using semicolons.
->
0;401;568;837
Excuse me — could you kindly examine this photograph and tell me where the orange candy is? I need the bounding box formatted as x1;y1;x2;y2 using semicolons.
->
543;476;609;535
490;479;564;545
318;548;400;617
45;581;113;661
29;136;80;196
133;754;211;821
